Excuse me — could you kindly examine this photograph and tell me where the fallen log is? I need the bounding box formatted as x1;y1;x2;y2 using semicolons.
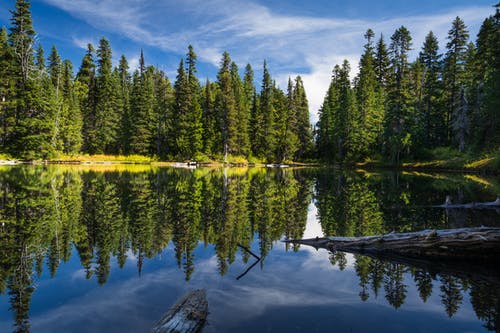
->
284;227;500;261
151;289;208;333
434;196;500;209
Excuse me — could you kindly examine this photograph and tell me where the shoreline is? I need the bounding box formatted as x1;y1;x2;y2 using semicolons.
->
0;158;497;174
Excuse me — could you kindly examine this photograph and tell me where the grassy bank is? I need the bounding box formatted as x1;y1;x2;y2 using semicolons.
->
356;148;499;174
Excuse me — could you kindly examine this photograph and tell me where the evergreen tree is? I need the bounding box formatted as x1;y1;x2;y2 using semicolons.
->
0;27;16;151
274;79;297;162
201;79;218;156
129;51;155;155
443;17;469;148
472;6;500;149
117;54;131;154
385;26;413;164
9;0;35;83
186;45;203;157
419;31;444;146
231;62;250;156
77;44;97;154
173;58;196;159
355;29;385;159
316;66;340;162
254;60;276;161
48;45;64;152
374;34;391;89
152;69;173;159
216;52;238;160
48;46;62;95
94;37;121;154
60;59;82;154
293;76;313;160
9;0;57;159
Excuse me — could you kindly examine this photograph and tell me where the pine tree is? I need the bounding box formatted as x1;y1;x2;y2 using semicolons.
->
254;60;275;161
216;52;237;160
472;6;500;149
293;76;313;160
385;26;413;164
76;44;97;154
419;31;444;146
172;58;194;158
443;17;469;148
316;66;339;162
9;0;35;83
375;34;391;89
0;27;16;152
48;46;62;95
60;59;82;154
9;0;58;159
201;79;218;156
355;29;385;159
94;37;121;154
274;78;297;162
129;51;154;155
117;54;131;154
231;61;250;156
152;69;173;158
48;45;64;152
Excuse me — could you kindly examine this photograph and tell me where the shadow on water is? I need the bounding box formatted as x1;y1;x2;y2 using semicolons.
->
0;165;498;332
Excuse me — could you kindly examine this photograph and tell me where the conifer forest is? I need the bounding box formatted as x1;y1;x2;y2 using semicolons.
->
1;1;500;333
0;1;498;164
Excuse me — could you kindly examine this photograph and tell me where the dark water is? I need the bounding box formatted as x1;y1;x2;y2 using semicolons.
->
0;165;499;333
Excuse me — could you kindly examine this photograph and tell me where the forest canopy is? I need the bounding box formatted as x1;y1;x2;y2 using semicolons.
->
0;0;498;163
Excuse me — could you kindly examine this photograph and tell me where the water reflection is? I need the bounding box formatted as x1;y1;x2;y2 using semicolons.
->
0;166;498;332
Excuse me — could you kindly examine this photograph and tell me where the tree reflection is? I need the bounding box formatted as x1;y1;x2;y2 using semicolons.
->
0;166;311;331
0;166;499;332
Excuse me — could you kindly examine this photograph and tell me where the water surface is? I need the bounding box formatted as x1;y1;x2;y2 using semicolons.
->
0;166;498;332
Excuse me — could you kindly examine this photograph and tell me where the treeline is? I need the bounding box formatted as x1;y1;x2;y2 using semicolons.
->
1;0;498;164
0;0;313;162
317;5;500;163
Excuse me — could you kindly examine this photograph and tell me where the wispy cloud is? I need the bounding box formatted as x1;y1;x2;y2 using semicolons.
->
41;0;493;122
71;36;96;50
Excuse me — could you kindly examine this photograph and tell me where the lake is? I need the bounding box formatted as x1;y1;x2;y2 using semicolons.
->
0;165;499;333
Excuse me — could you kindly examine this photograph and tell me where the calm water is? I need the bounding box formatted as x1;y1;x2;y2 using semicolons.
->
0;165;499;333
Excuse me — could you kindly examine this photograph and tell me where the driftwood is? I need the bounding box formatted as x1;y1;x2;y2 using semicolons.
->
284;227;500;261
435;196;500;209
151;289;208;333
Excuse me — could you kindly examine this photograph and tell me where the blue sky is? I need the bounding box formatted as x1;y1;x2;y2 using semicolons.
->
0;0;496;121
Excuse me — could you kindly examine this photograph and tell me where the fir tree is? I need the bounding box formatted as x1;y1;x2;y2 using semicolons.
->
255;60;276;161
293;76;313;160
231;61;250;156
419;31;444;146
443;17;469;148
355;29;385;159
77;44;97;154
60;59;82;154
117;54;131;154
385;26;413;164
94;37;121;154
129;51;155;155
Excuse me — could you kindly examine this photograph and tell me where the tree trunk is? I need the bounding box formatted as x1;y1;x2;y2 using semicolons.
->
284;227;500;261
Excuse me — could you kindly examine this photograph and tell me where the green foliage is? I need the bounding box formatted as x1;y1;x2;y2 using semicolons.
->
0;1;498;164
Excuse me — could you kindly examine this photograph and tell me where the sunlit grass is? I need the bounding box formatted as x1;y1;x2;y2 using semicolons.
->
53;154;156;163
464;174;493;188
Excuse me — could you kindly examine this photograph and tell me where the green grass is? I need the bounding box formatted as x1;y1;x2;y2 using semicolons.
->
52;154;156;163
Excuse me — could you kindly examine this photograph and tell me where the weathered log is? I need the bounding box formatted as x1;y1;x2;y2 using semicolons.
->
435;197;500;209
151;289;208;333
284;227;500;261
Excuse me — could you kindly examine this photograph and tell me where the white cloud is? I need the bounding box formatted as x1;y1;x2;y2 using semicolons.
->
42;0;492;123
71;36;96;50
